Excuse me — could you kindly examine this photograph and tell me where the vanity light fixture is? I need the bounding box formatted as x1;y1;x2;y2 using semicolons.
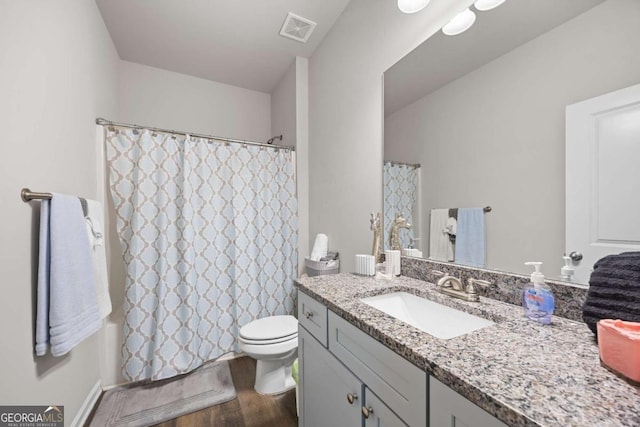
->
474;0;507;12
397;0;431;14
442;8;476;36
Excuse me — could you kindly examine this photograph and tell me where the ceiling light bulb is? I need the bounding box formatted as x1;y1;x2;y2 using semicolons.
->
442;8;476;36
397;0;431;14
474;0;507;11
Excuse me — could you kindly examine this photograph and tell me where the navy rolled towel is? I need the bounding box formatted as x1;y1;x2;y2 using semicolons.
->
583;252;640;336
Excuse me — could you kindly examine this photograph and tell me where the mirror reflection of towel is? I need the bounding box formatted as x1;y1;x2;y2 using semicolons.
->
454;208;485;268
444;217;457;239
429;209;454;262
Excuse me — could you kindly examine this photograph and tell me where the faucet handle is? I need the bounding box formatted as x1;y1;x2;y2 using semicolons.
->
432;270;446;277
466;278;491;295
468;278;491;288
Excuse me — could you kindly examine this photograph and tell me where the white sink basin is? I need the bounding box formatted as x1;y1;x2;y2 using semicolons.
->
361;291;494;339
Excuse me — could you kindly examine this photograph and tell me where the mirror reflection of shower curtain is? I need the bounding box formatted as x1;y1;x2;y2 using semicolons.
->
383;162;419;251
106;128;297;382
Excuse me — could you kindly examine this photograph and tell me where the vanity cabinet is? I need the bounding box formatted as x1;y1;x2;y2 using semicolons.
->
430;377;507;427
298;325;408;427
327;311;427;427
298;326;361;427
297;291;427;427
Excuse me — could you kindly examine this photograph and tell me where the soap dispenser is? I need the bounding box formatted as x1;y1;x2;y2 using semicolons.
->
560;256;575;281
523;262;555;324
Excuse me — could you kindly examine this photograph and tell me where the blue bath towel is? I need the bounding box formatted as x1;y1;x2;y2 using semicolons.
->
35;194;101;356
454;208;486;268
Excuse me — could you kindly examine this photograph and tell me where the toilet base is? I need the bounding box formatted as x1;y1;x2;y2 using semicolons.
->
254;354;297;395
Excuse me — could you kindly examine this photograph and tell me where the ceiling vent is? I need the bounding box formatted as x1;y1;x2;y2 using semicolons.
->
279;12;317;43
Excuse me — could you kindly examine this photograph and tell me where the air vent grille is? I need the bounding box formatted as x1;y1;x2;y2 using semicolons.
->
279;12;317;43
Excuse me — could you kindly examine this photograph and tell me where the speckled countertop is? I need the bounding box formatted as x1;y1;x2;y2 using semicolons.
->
296;273;640;427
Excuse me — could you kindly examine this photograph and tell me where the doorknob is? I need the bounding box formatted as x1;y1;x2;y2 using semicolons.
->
569;251;583;262
346;393;358;404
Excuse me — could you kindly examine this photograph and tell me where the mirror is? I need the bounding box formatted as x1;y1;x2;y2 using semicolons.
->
383;0;640;284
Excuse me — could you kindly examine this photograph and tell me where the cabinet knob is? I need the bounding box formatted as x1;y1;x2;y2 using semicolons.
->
346;393;358;404
361;406;373;419
305;311;314;319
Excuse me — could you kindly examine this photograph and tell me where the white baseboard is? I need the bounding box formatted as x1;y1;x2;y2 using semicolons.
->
71;380;102;427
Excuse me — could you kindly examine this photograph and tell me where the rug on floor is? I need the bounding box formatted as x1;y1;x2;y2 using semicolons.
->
90;360;236;427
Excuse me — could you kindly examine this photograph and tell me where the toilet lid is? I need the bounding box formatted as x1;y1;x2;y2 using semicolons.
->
239;315;298;341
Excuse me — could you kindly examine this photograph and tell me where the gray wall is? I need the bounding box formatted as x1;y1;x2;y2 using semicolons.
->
271;57;311;276
308;0;474;273
271;59;297;148
385;0;640;277
118;60;271;140
0;0;119;424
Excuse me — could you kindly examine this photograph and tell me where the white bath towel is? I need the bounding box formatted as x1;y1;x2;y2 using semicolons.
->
455;208;486;268
35;194;102;357
310;233;328;261
84;199;112;319
429;209;454;262
35;200;52;356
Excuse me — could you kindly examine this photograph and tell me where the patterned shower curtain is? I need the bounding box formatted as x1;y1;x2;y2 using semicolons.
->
383;162;418;250
106;128;297;381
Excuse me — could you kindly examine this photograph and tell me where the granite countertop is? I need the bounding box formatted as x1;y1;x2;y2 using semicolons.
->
296;273;640;427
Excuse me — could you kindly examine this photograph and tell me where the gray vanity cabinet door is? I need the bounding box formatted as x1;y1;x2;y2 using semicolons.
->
298;325;361;427
362;387;408;427
429;377;507;427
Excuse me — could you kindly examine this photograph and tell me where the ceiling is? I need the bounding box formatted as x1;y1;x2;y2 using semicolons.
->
96;0;351;93
384;0;604;116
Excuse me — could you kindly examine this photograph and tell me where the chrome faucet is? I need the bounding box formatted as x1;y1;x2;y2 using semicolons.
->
432;271;491;303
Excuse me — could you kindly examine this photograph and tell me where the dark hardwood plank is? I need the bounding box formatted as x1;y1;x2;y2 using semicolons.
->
85;356;297;427
151;356;297;427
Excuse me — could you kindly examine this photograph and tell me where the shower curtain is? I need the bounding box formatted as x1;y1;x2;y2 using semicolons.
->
383;162;418;250
106;128;297;381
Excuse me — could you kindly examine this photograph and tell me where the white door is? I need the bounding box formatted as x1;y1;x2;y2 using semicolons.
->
566;83;640;284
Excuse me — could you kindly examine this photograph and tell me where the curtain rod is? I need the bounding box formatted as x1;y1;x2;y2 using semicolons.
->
95;118;294;152
384;160;421;168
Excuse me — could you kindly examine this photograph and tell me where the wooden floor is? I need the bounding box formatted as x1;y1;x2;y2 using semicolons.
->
87;357;298;427
153;357;297;427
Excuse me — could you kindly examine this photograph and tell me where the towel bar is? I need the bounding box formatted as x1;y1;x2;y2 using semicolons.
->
21;188;53;202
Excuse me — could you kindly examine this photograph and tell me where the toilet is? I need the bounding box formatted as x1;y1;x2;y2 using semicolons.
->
238;315;298;395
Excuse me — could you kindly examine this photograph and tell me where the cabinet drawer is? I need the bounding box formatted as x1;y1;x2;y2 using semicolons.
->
328;311;427;427
298;291;328;347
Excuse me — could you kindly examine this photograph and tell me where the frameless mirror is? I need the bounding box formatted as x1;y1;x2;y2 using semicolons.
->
383;0;640;284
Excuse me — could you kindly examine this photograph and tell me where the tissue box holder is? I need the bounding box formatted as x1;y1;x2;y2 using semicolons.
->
305;258;340;277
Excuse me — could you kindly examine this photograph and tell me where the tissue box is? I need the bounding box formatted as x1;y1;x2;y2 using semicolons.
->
597;319;640;385
305;258;340;277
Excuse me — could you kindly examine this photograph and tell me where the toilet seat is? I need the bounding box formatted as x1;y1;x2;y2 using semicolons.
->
239;332;297;346
239;315;298;342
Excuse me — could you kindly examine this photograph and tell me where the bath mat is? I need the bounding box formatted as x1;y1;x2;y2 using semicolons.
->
90;361;236;427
